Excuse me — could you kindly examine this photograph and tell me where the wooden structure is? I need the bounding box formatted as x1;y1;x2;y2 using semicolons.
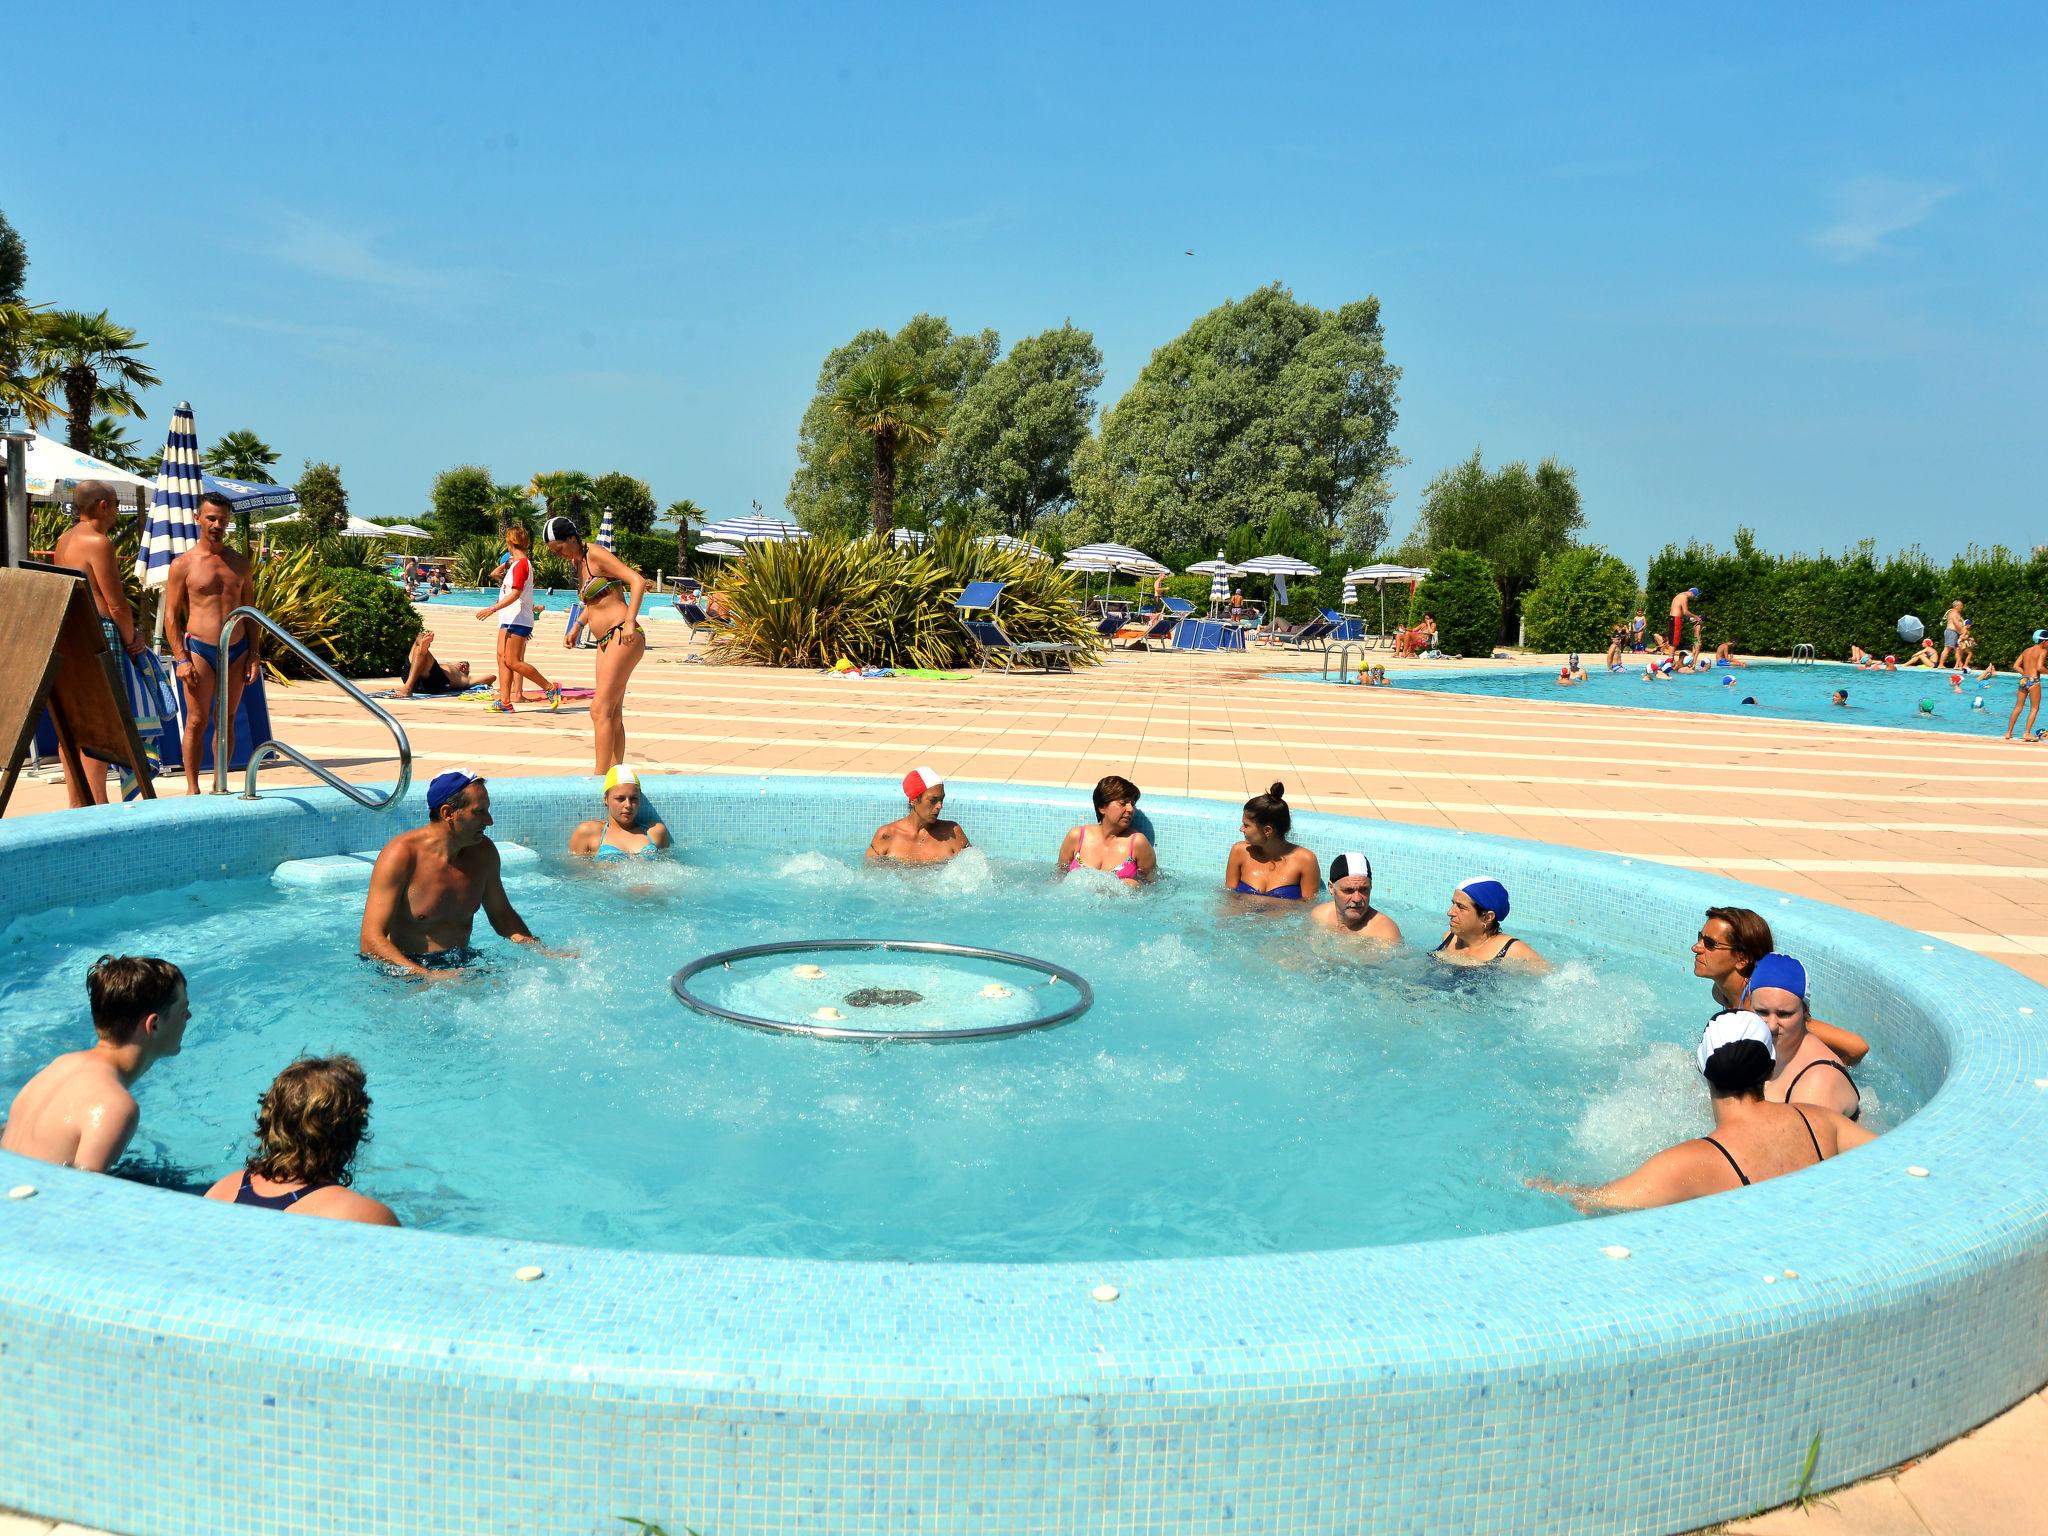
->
0;564;157;813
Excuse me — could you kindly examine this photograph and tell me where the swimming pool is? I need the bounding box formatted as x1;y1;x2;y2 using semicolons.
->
1291;658;2024;736
402;582;682;618
3;776;2046;1536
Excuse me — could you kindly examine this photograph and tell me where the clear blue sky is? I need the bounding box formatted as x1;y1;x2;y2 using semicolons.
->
15;1;2044;567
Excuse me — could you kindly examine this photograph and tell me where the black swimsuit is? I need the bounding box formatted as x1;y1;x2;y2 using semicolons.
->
234;1170;336;1210
1701;1104;1822;1186
1786;1058;1861;1121
1433;935;1520;964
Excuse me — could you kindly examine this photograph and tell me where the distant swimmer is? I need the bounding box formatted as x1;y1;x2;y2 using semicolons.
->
570;764;671;860
868;766;971;863
1310;852;1401;943
1433;878;1545;970
1;956;189;1173
359;770;548;975
1527;1011;1872;1212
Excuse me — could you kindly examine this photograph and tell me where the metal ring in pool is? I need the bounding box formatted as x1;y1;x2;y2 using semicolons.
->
670;939;1093;1042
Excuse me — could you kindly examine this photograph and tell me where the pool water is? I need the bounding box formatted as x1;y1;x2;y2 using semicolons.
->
1295;660;2026;735
0;842;1917;1262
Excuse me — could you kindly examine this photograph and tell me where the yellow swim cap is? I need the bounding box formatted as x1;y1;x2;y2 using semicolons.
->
603;764;639;793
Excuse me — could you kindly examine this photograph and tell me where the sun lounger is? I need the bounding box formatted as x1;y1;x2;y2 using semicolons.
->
956;581;1081;673
676;599;733;644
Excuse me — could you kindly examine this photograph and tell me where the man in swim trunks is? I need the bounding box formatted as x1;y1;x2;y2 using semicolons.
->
1936;600;1965;668
1668;588;1697;650
392;630;484;697
51;480;151;805
1310;852;1402;943
163;492;259;797
1;955;188;1172
359;771;546;976
867;766;971;863
1692;906;1868;1063
2008;630;2048;741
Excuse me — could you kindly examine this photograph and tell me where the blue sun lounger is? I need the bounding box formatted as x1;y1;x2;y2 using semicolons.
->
956;581;1082;672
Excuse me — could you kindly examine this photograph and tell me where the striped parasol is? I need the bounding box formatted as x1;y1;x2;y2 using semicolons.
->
976;533;1052;562
1237;552;1320;610
136;401;202;591
891;527;928;547
595;503;616;552
699;515;810;543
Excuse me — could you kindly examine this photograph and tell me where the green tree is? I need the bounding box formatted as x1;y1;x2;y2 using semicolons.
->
788;315;997;535
1073;283;1402;556
0;209;26;304
664;497;706;573
1519;546;1640;653
530;469;596;528
933;323;1103;535
1407;450;1584;642
41;309;161;453
431;464;498;542
297;460;349;536
87;416;144;472
488;481;538;534
826;351;951;536
592;471;657;536
0;301;60;427
1408;547;1502;658
204;430;281;481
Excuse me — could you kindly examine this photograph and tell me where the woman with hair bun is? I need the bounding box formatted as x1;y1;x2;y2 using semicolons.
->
204;1056;400;1227
1224;782;1319;902
1527;1012;1874;1213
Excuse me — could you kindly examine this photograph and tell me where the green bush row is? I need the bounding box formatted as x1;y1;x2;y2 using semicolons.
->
322;568;423;677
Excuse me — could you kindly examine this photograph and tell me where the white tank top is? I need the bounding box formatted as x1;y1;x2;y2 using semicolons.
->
498;555;535;628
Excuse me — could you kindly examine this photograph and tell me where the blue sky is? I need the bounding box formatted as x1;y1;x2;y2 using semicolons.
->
15;1;2043;567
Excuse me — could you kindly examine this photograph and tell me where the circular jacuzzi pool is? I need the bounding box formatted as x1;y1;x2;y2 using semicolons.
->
2;774;2045;1536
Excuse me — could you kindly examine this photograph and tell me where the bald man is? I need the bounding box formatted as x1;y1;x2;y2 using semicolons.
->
51;481;149;805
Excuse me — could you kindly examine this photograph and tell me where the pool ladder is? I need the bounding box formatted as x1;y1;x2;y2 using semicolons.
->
1324;642;1364;681
212;604;413;808
1791;643;1816;665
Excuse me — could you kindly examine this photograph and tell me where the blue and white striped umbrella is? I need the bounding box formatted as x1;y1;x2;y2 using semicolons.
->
595;504;616;551
976;533;1053;562
136;401;203;590
891;527;928;547
699;516;810;544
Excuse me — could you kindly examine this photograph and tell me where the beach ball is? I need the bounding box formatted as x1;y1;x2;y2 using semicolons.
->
1897;614;1925;643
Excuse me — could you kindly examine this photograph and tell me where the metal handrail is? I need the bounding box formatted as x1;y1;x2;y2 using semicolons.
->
1324;642;1363;681
212;604;413;807
1792;643;1816;665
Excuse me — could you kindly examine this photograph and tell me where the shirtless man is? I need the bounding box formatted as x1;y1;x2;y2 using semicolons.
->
1669;587;1698;651
867;766;970;863
1;955;188;1172
51;481;149;805
2007;631;2048;741
1741;953;1860;1120
392;630;484;698
1692;905;1868;1064
1309;852;1402;944
163;492;259;796
359;771;544;976
1936;600;1965;668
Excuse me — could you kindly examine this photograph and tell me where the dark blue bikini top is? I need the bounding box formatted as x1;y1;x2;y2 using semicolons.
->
1235;880;1304;900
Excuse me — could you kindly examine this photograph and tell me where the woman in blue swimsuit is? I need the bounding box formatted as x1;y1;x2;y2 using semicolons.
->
201;1056;400;1226
1223;782;1320;902
1432;878;1546;970
569;764;672;860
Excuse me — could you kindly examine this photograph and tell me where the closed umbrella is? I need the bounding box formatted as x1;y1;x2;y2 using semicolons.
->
1185;553;1242;618
700;516;810;543
595;504;616;552
136;402;203;600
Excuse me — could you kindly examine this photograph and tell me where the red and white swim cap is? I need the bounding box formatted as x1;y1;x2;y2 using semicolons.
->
903;765;943;800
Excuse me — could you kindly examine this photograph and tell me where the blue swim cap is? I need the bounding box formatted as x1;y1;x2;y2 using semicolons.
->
1723;675;1735;685
1457;877;1510;921
1743;952;1808;1005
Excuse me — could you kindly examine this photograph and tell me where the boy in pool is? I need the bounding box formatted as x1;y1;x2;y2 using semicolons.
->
1;956;189;1173
868;767;971;863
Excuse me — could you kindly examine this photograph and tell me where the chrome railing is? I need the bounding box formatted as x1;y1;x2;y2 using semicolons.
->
1792;643;1816;665
1324;642;1363;681
212;605;412;807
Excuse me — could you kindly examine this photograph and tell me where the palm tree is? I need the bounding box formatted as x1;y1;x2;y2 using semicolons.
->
40;309;160;452
665;497;706;573
0;300;60;429
87;416;143;471
528;470;595;527
827;353;948;536
489;481;537;531
203;430;281;482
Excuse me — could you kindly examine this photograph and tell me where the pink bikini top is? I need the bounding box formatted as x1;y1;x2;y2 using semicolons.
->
1069;827;1140;881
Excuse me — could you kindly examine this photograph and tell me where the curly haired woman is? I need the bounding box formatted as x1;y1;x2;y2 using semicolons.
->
204;1056;399;1226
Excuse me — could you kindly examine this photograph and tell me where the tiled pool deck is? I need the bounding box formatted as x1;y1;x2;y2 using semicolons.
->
6;615;2048;1536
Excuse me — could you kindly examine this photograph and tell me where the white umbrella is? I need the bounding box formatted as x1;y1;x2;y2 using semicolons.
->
1343;563;1431;636
1066;541;1168;575
22;433;153;499
137;402;204;593
380;523;433;539
976;533;1052;562
700;515;809;543
891;528;928;547
697;540;744;558
1237;553;1320;610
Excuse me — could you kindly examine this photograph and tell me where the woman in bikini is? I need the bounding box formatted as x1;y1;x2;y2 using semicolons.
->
1432;878;1546;970
543;515;648;774
1223;782;1320;902
570;764;672;860
1527;1011;1873;1212
1740;953;1860;1120
202;1056;399;1226
1057;773;1156;883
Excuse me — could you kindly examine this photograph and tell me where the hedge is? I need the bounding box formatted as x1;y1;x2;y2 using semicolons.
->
1408;548;1501;657
1647;531;2048;665
323;567;423;677
1521;547;1640;654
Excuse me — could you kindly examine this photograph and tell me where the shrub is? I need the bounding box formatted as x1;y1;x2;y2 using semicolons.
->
252;546;344;680
1520;547;1640;654
717;528;1100;669
321;567;422;677
449;537;503;588
1408;547;1500;657
614;531;679;580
